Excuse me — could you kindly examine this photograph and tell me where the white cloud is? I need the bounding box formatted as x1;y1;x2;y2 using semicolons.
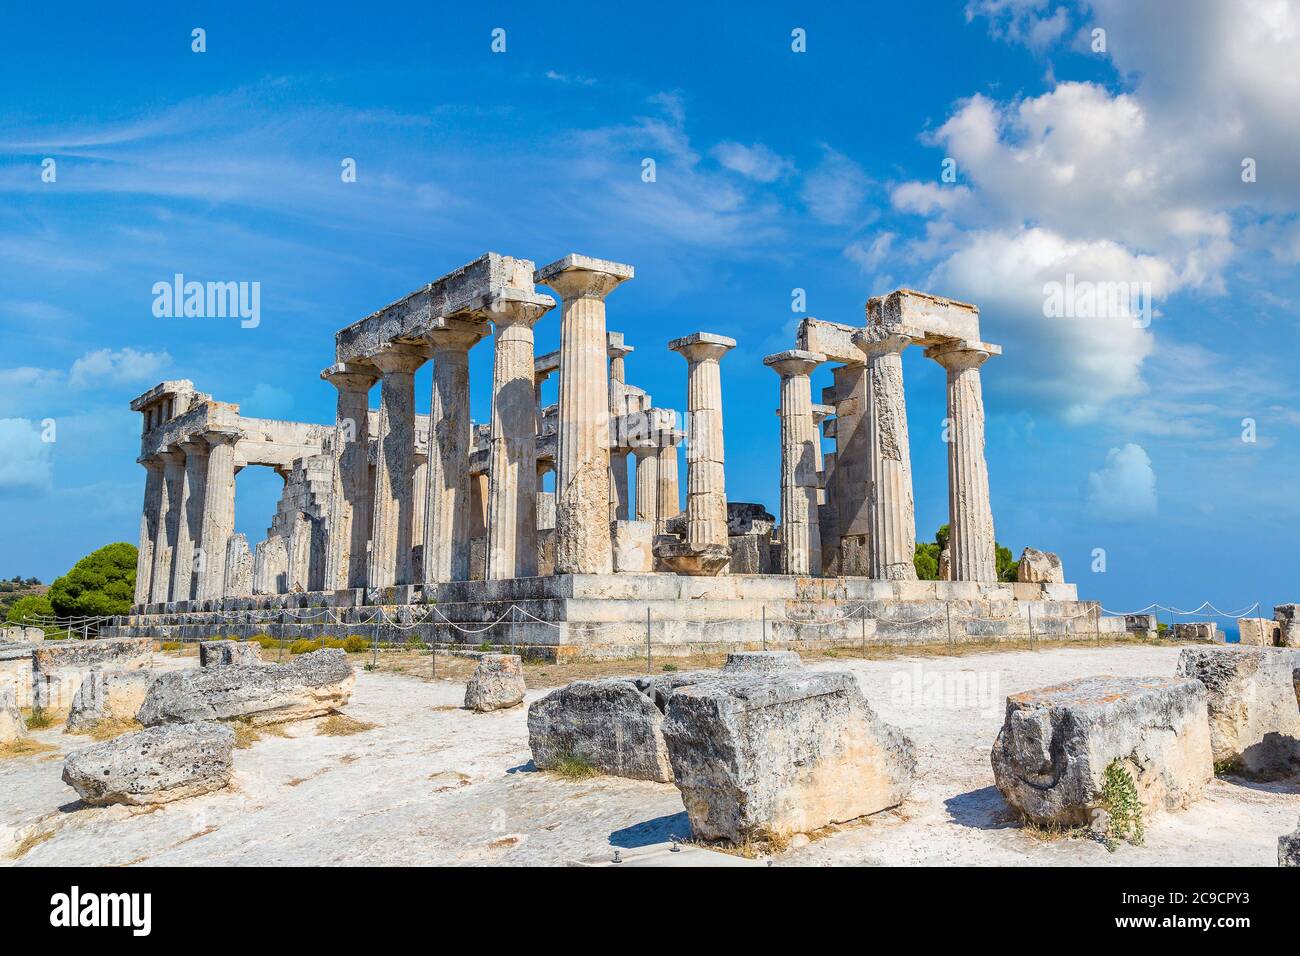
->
68;348;171;389
0;418;53;494
891;181;971;216
968;0;1071;50
711;142;793;183
237;383;295;420
1084;443;1157;521
844;233;896;274
800;145;869;225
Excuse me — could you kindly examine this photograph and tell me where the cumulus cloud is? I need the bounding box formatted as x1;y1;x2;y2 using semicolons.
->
800;145;870;225
1084;443;1157;521
68;347;171;388
0;418;54;494
967;0;1071;50
711;142;793;183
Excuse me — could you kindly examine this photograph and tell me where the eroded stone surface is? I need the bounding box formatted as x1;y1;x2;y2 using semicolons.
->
1281;817;1300;867
464;654;525;712
1275;604;1299;648
199;641;262;667
61;722;234;806
991;675;1212;826
66;670;157;732
1017;547;1064;584
0;686;26;745
723;651;802;673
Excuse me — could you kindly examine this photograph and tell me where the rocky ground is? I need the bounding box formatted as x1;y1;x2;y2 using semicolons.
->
2;643;1295;866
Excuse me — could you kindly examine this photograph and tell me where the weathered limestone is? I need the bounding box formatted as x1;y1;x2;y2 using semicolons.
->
31;637;153;712
537;254;634;575
662;333;735;575
1124;614;1159;639
1174;622;1219;642
612;520;655;573
609;450;630;523
0;686;25;745
464;654;525;712
655;438;682;533
855;329;919;581
151;449;185;603
367;345;425;588
170;439;208;602
929;344;998;582
486;296;553;579
1238;617;1280;647
198;429;240;601
321;362;377;590
1275;604;1299;647
991;675;1213;826
632;446;658;524
199;640;261;667
1017;547;1064;585
723;650;802;673
1281;817;1300;867
827;362;871;574
224;534;253;596
765;349;824;576
423;321;488;584
663;671;915;842
62;722;234;806
134;459;164;605
65;669;156;733
1174;646;1300;775
137;648;355;727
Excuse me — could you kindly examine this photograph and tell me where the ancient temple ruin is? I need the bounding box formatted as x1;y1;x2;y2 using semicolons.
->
111;252;1126;655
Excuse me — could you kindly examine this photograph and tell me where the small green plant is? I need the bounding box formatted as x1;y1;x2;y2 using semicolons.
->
342;635;369;653
549;754;599;781
25;707;55;730
159;640;182;651
1099;759;1144;851
363;662;378;672
477;641;493;653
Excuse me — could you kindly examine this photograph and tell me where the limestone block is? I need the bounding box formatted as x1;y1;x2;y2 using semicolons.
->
464;654;525;712
1174;622;1218;642
663;671;915;842
1124;614;1158;639
199;640;262;667
723;651;801;673
0;686;26;745
0;626;43;643
991;675;1212;826
1238;617;1280;647
537;528;556;577
726;503;776;537
1174;646;1300;775
1274;604;1299;647
1016;547;1064;584
655;540;731;576
32;637;153;711
728;533;771;574
1281;817;1300;867
137;648;355;727
937;545;951;581
469;536;487;581
61;722;234;806
612;520;654;574
65;670;157;733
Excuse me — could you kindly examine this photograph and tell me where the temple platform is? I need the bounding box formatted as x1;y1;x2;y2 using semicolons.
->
103;574;1130;660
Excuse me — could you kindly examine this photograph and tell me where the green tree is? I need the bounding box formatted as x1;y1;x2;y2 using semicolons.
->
47;543;137;617
913;525;1020;582
5;593;53;624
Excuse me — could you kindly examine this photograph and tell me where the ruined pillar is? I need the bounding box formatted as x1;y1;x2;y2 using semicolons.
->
764;349;824;576
423;321;487;585
536;254;634;575
321;363;376;591
609;450;631;522
830;364;870;574
149;450;185;604
486;296;551;579
169;438;209;602
669;333;735;554
198;429;240;600
931;345;997;582
366;345;424;589
133;459;163;605
632;446;658;524
655;438;682;533
856;330;919;581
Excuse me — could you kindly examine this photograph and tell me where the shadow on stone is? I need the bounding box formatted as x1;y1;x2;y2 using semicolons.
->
506;760;539;774
609;812;691;849
944;786;1016;830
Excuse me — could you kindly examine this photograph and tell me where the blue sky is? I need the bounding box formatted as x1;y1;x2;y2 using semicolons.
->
1;0;1297;619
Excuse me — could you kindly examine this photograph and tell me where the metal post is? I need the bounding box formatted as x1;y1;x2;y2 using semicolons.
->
1094;603;1100;643
1028;603;1035;648
371;613;380;669
762;605;767;651
861;605;866;654
646;607;652;671
945;602;953;646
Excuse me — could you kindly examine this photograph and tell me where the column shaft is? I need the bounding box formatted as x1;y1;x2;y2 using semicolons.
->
198;433;238;600
367;348;423;588
669;334;735;554
150;452;185;604
940;350;996;581
634;449;657;523
609;451;630;522
655;443;680;533
134;461;163;605
767;351;823;576
322;370;375;590
170;443;209;602
864;334;918;580
486;312;542;579
424;330;483;584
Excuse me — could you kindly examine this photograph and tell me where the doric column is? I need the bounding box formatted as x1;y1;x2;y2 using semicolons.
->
830;363;871;574
930;344;997;582
669;333;735;553
149;450;185;604
486;295;552;579
856;329;919;581
655;438;682;533
321;362;377;590
367;344;425;589
134;458;163;605
422;321;488;585
198;429;240;600
764;349;824;576
169;439;209;602
609;450;630;522
536;253;634;575
633;446;658;524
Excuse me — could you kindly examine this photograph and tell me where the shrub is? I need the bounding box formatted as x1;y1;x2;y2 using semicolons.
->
1100;759;1144;851
342;635;370;653
289;639;320;655
5;593;53;625
159;641;182;651
47;543;137;617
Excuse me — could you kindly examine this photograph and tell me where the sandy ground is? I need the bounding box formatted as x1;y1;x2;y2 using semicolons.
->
2;644;1296;867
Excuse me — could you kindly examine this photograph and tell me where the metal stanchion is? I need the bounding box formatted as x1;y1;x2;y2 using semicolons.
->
762;605;767;650
646;607;652;671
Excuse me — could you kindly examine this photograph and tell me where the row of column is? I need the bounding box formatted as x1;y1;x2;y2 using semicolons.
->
765;335;997;582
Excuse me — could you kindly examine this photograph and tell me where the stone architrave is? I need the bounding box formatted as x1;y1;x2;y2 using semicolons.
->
321;362;377;590
367;344;425;589
764;349;824;576
536;254;634;575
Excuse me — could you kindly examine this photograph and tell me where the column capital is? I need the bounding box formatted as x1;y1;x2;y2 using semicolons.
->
535;253;634;301
853;328;915;358
487;290;554;329
926;340;1001;371
177;436;210;456
764;348;824;378
202;427;243;449
424;316;490;354
321;361;379;391
669;331;736;364
369;343;426;376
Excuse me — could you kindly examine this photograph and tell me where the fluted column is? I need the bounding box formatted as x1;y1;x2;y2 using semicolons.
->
765;349;824;576
366;345;425;589
609;451;630;522
321;363;377;590
931;345;997;582
633;446;658;524
486;296;551;579
170;439;209;602
198;429;240;600
655;438;682;533
856;330;919;580
536;254;634;575
149;450;185;604
669;332;735;553
134;459;163;605
423;322;487;585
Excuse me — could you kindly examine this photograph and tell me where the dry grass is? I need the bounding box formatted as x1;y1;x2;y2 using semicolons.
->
232;720;291;749
22;707;62;730
0;737;59;760
65;717;143;742
1019;820;1090;843
317;714;376;737
687;830;793;859
9;827;55;860
546;754;600;781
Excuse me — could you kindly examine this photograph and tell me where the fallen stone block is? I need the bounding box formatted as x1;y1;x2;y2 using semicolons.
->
1174;646;1300;775
65;669;157;733
723;651;802;673
1238;617;1280;647
62;722;234;806
31;636;153;711
0;687;26;745
991;675;1212;827
1123;614;1158;639
199;641;262;667
1275;604;1299;648
1017;547;1064;584
528;673;705;783
465;654;525;712
662;671;915;842
1173;622;1218;642
1281;817;1300;867
137;648;355;727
